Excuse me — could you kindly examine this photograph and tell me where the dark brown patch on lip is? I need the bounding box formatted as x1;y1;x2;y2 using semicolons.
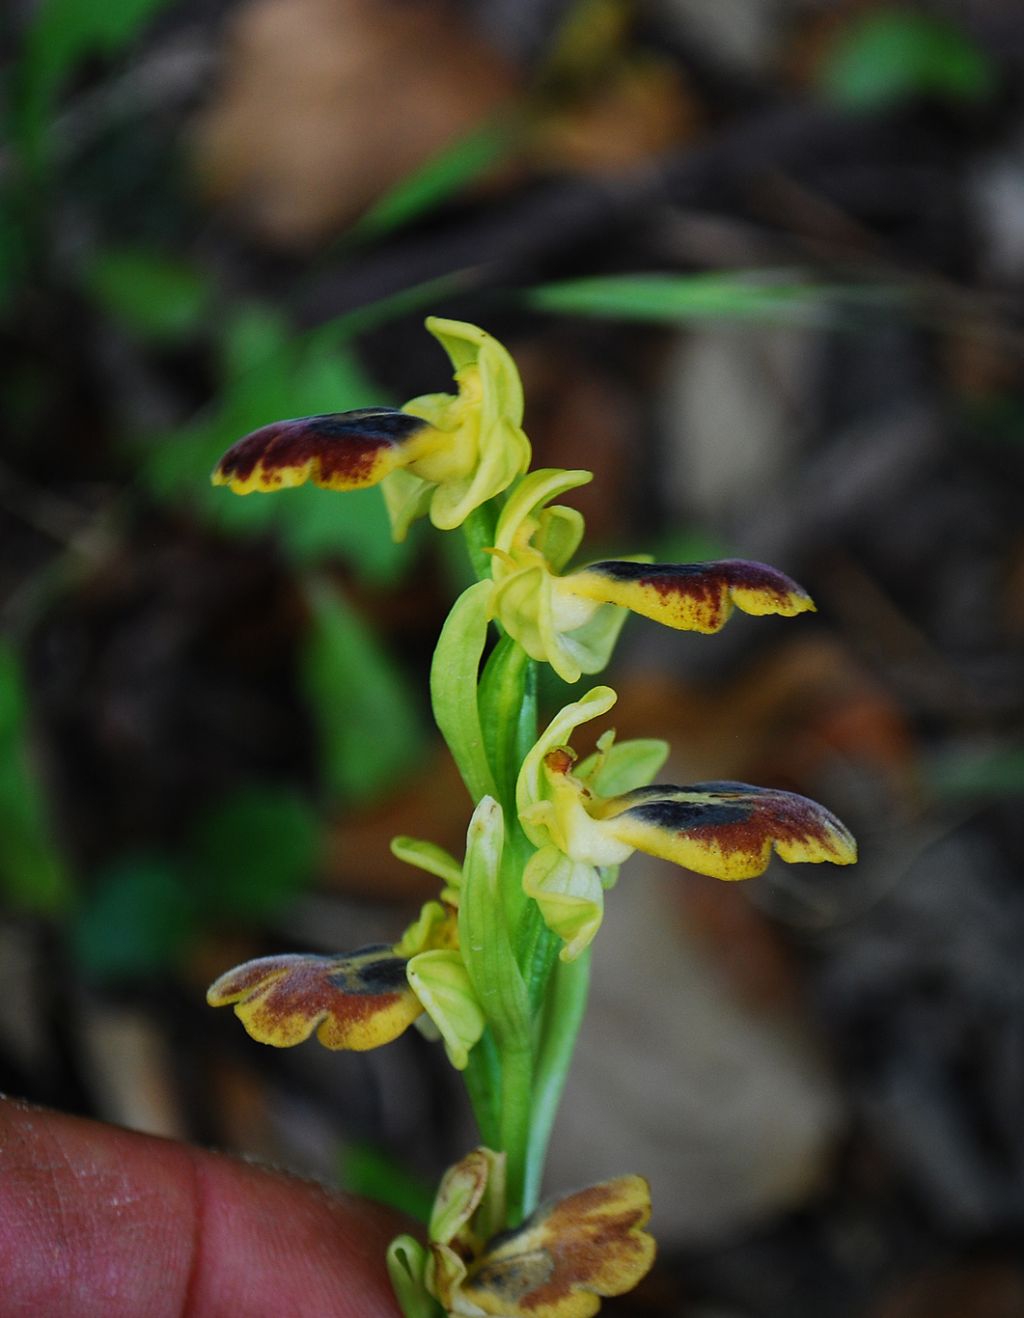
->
215;409;431;487
242;946;405;1007
716;559;809;603
464;1249;554;1303
327;948;410;995
624;796;753;833
252;977;404;1032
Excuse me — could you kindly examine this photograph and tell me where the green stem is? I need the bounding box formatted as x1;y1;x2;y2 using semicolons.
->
518;909;561;1015
522;950;591;1214
478;634;539;950
499;1042;533;1225
462;1027;501;1148
516;656;538;762
452;504;557;1228
478;637;531;807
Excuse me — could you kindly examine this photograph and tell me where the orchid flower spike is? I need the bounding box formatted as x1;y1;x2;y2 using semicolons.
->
207;895;485;1070
488;469;816;683
212;317;531;540
389;1147;656;1318
516;687;857;960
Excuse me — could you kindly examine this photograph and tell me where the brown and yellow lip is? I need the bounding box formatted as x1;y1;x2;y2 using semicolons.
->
211;408;434;494
565;558;815;633
207;945;423;1051
600;780;857;880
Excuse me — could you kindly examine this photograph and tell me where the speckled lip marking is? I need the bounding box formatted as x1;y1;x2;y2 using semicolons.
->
567;559;814;632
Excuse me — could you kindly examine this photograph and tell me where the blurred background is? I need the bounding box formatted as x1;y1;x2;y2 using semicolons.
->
3;0;1024;1312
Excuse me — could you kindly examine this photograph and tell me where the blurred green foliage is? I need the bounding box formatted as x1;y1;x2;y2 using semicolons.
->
187;785;320;923
528;271;902;327
925;746;1024;801
72;854;194;980
302;579;426;805
819;8;995;108
83;248;211;344
339;1140;434;1223
12;0;175;170
0;644;73;914
71;784;322;979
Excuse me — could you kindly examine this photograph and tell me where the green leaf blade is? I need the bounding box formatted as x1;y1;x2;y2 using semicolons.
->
528;271;829;326
349;119;513;243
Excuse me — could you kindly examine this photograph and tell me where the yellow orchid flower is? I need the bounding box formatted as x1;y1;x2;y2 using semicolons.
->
207;898;485;1069
389;1147;655;1318
516;687;857;960
488;469;816;683
211;317;530;540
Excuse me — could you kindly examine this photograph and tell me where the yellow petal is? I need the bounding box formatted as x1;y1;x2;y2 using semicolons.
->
539;592;629;685
490;564;551;666
516;687;618;850
390;836;464;900
523;846;604;963
406;949;486;1070
425;318;524;423
429;1147;507;1249
563;559;815;633
429;414;530;531
392;900;459;958
575;736;669;797
380;466;434;541
493;469;593;560
534;504;586;575
407;321;532;530
206;946;423;1050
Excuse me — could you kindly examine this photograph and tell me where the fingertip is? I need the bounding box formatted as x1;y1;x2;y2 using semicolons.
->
0;1097;403;1317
